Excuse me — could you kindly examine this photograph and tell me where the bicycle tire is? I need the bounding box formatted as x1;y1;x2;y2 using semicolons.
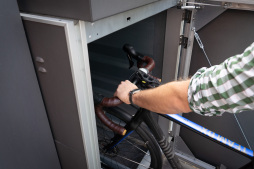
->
96;106;163;169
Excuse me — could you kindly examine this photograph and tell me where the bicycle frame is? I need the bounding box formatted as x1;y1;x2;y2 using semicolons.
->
104;108;254;169
96;44;254;168
104;108;181;168
161;113;254;159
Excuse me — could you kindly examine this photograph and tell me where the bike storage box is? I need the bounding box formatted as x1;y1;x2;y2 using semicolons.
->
18;0;254;168
20;1;179;169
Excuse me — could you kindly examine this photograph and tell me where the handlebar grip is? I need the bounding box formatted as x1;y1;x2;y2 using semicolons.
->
95;105;127;135
93;92;104;105
94;96;127;135
101;97;122;107
137;55;155;72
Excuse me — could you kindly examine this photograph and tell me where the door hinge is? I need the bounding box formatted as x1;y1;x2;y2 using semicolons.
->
179;35;188;48
182;10;192;23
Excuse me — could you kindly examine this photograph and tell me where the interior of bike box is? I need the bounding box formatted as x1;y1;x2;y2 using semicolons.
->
88;9;254;169
88;12;170;168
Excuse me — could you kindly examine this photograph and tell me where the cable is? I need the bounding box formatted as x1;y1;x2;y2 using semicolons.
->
233;115;252;150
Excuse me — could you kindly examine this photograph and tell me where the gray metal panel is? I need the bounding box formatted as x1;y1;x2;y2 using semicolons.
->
162;7;183;83
85;0;177;43
152;12;167;79
0;1;61;169
211;0;254;5
160;7;184;138
181;113;250;168
90;0;158;21
17;0;92;21
17;0;158;21
181;9;254;168
194;1;226;30
23;21;88;169
235;110;254;152
190;10;254;73
55;142;87;169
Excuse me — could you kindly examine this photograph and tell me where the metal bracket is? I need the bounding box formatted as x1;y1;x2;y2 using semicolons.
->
177;1;201;10
179;35;188;48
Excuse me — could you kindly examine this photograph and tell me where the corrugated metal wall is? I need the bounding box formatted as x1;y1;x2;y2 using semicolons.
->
88;11;167;97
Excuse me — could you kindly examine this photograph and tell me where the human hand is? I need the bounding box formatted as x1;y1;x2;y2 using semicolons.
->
114;80;138;104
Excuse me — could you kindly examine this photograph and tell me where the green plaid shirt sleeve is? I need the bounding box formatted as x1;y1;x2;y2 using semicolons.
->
188;42;254;116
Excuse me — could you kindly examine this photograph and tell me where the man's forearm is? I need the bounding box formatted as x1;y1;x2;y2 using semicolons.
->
132;80;191;114
114;80;191;114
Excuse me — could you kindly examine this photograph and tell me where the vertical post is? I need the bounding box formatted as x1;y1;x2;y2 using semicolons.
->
160;7;185;138
178;2;197;78
67;20;101;169
161;1;197;138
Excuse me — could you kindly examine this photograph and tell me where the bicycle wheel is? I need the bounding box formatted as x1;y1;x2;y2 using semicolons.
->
96;106;162;169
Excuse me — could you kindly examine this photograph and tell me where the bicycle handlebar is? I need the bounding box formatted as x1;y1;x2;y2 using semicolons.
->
123;44;155;72
94;44;157;135
138;55;155;72
94;96;126;135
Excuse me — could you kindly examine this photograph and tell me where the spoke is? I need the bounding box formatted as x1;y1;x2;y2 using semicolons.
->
107;153;153;169
96;111;153;169
125;139;150;155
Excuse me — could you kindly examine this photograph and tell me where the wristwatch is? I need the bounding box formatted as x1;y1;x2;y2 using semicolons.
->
129;88;141;105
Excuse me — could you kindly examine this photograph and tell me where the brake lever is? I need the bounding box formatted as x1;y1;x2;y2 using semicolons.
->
123;44;144;69
127;54;134;69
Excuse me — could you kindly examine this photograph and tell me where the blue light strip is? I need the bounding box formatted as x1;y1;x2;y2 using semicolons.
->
167;114;253;157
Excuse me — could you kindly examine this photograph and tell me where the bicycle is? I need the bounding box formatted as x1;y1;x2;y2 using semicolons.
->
93;44;254;169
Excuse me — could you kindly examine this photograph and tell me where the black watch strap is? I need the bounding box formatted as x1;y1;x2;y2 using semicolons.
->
129;88;141;105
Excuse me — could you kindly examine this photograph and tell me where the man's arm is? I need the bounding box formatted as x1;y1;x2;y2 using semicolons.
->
114;80;191;114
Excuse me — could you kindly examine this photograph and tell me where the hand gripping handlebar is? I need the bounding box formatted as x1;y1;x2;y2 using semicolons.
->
94;44;156;135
